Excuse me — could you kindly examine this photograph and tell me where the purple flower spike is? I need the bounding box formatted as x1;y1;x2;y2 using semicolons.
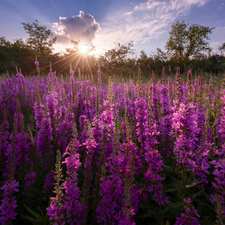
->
175;198;200;225
0;180;19;224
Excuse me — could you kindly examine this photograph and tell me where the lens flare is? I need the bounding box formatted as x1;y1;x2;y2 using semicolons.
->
79;45;88;54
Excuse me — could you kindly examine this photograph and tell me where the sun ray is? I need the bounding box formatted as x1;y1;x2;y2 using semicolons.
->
56;53;80;74
79;45;88;54
84;56;93;76
72;54;82;75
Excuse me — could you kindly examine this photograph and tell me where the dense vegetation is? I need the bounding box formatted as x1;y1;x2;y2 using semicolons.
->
0;19;225;224
0;62;225;224
0;20;225;77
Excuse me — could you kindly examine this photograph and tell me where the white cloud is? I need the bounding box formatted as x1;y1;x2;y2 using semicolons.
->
91;0;210;56
53;0;209;57
52;11;101;45
124;11;133;15
134;0;166;10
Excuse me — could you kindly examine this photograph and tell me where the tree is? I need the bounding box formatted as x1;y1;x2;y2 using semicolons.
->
99;42;135;75
0;37;35;74
140;50;148;59
153;48;168;61
219;42;225;55
165;21;214;62
22;20;57;56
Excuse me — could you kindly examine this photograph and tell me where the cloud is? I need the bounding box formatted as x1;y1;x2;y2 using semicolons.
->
91;0;209;56
218;2;224;10
134;0;166;10
53;11;101;45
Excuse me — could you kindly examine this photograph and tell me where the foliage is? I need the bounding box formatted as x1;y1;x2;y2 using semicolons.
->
0;63;225;224
99;41;136;76
165;20;214;72
22;20;56;56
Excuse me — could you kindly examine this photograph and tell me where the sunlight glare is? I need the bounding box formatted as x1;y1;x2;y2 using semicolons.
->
79;45;88;55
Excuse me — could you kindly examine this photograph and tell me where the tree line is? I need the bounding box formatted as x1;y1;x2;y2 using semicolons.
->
0;20;225;76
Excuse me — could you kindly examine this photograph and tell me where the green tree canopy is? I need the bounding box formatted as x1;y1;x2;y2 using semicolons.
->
22;20;57;56
100;42;135;68
165;21;214;62
99;42;135;76
219;42;225;54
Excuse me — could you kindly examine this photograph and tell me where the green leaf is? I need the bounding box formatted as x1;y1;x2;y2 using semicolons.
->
34;150;40;182
169;175;183;189
165;188;177;193
28;125;34;143
162;165;177;176
163;202;183;216
21;215;40;225
24;204;43;221
33;186;42;197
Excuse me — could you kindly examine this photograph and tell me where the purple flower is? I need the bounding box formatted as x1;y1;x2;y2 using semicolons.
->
47;199;65;225
36;117;53;159
0;180;19;224
35;60;40;74
46;150;65;225
46;91;58;131
97;69;102;84
33;102;45;129
0;120;9;173
135;97;148;146
23;171;36;195
96;151;125;224
35;60;39;67
175;198;200;225
99;100;115;157
62;139;86;224
43;171;55;194
159;85;173;157
57;120;73;153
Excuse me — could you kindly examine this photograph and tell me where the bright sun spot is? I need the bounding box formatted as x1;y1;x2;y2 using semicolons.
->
79;45;89;54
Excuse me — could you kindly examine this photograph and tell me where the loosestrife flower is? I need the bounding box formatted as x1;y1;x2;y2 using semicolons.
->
135;97;148;147
0;120;9;172
171;100;210;189
33;101;45;129
96;150;125;224
0;180;19;224
171;102;200;168
63;139;86;224
175;198;200;225
36;117;53;162
23;171;36;195
159;85;173;157
46;91;58;131
43;171;55;194
97;69;102;84
35;59;40;74
211;90;225;217
144;123;167;205
118;140;141;224
82;128;97;209
57;120;73;153
99;100;115;157
135;96;166;205
47;150;65;225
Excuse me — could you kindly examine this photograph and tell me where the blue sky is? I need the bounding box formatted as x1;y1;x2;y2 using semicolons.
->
0;0;224;58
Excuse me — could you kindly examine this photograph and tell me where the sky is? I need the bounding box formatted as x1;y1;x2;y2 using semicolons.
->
0;0;225;58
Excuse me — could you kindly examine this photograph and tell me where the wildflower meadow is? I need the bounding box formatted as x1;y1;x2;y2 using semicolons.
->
0;61;225;225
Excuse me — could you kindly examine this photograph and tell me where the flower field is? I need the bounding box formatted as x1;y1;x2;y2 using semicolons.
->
0;63;225;224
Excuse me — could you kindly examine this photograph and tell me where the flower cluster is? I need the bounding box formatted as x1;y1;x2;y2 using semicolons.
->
0;180;19;224
175;198;200;225
63;139;86;224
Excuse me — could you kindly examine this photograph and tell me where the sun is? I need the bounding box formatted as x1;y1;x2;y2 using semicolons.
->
78;45;89;55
